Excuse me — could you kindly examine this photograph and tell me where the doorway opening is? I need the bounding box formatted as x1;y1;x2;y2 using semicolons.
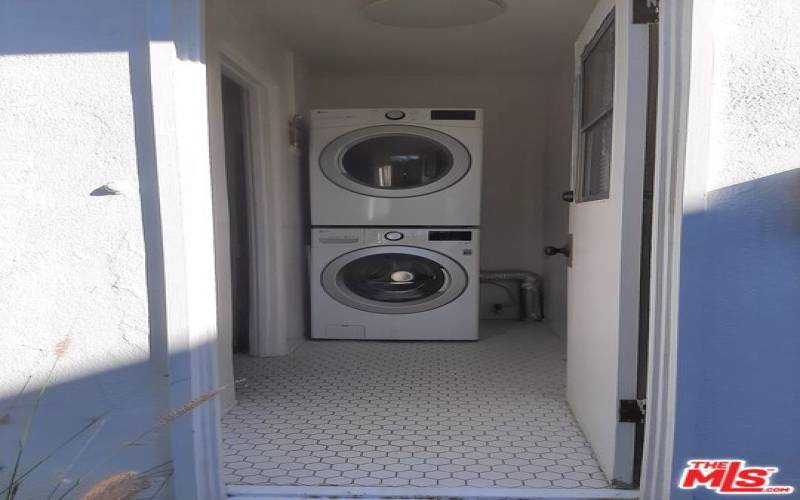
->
221;73;253;356
632;21;660;487
207;1;666;497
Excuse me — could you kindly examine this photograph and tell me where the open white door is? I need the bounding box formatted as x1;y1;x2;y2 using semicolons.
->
566;0;649;486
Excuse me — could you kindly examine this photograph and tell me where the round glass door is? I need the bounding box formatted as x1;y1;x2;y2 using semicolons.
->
321;246;468;314
341;136;452;189
319;125;471;198
341;253;447;302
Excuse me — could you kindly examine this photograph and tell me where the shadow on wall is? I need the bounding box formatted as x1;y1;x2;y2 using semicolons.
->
0;1;189;57
0;343;222;500
672;168;800;498
2;3;217;498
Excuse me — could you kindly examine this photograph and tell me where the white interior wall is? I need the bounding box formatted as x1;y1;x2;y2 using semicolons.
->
206;0;310;410
542;71;576;336
308;75;554;319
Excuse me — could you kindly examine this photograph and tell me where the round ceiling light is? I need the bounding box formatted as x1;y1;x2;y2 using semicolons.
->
363;0;506;29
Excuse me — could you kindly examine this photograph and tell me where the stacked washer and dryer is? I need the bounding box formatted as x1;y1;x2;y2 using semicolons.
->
309;108;483;340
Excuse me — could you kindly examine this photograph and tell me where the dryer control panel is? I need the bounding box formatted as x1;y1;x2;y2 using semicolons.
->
311;108;483;128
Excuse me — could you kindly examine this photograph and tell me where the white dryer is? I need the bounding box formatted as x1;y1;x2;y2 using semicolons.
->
310;227;479;340
309;108;483;226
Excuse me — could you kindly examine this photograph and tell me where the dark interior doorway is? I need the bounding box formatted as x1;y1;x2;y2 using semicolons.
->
221;73;251;354
632;21;659;486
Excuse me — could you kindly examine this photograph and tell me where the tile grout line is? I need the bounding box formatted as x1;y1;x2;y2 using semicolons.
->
221;322;610;490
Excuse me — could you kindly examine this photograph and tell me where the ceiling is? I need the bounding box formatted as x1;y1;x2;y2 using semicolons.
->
250;0;598;76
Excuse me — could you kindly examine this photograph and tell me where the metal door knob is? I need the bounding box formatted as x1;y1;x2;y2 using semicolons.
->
544;245;571;258
562;190;575;202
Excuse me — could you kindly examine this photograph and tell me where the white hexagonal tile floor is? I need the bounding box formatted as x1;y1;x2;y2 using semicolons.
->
221;321;609;489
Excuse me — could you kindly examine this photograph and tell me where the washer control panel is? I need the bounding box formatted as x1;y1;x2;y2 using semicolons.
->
367;228;477;245
384;231;404;241
314;228;477;247
315;228;364;245
428;230;472;241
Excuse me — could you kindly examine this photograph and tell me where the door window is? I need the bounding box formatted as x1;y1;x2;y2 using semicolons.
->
340;253;447;303
319;125;471;198
341;135;453;189
321;246;468;314
577;13;615;201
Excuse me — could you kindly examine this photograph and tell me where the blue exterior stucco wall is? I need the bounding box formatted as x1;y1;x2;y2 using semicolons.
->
671;1;800;497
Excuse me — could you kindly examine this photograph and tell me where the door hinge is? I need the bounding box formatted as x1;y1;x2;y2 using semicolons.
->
633;0;659;24
619;399;646;424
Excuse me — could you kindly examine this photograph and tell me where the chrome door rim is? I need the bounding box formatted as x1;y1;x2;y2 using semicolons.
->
321;245;468;314
319;125;471;198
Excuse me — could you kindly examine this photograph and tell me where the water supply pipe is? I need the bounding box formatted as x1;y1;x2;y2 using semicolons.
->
479;271;543;321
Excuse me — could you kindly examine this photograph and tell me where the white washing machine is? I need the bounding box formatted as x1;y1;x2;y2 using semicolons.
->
310;227;479;340
309;108;483;226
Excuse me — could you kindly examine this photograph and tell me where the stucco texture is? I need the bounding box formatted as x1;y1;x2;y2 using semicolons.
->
0;5;171;496
707;0;800;190
672;1;800;497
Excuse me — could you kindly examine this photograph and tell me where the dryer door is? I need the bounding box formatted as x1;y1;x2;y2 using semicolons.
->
319;125;471;198
322;246;468;314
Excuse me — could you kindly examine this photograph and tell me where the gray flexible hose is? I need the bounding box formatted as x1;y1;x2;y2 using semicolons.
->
480;271;543;321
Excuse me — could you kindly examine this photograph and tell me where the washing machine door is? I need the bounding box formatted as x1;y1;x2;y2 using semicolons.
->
319;125;471;198
321;246;468;314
